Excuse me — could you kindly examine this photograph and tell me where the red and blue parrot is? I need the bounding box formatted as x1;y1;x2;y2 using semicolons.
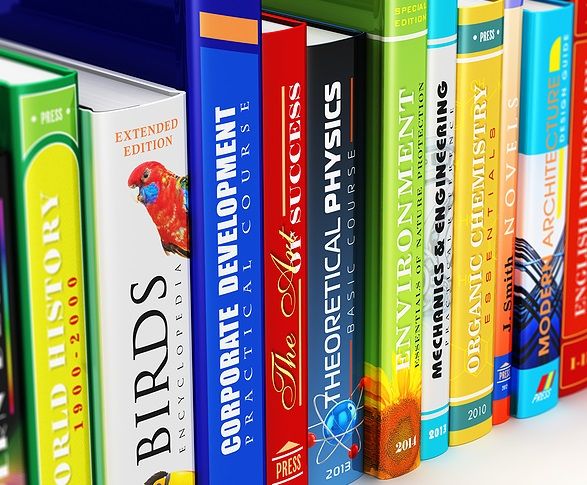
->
128;161;190;258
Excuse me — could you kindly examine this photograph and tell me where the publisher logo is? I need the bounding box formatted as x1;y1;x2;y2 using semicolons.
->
497;361;511;386
532;371;556;404
493;356;511;401
271;441;303;484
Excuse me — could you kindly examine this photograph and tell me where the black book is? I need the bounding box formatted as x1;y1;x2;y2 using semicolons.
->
304;23;366;484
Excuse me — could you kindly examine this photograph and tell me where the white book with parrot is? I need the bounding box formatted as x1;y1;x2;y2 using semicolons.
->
0;40;196;484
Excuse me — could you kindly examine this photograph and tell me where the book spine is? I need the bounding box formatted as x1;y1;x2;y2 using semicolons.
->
450;2;503;446
262;18;308;485
81;95;195;483
513;3;573;418
562;0;587;397
7;76;93;483
306;35;365;485
79;111;105;485
421;0;456;461
0;152;26;483
493;0;523;426
363;1;427;479
186;2;266;483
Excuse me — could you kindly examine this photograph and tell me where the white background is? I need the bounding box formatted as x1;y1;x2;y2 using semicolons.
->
358;389;587;485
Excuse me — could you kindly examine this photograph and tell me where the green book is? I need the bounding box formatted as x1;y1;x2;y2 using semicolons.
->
0;49;92;484
263;1;427;479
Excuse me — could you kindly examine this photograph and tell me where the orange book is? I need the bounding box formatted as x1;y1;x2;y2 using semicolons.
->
493;0;523;425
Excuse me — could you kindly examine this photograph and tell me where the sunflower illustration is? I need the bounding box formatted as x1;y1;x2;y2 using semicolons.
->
363;362;422;479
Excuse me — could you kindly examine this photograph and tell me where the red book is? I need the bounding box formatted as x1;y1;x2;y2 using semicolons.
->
562;1;587;396
262;13;308;485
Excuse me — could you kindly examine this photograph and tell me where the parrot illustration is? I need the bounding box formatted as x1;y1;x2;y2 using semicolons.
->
145;470;196;485
128;161;190;258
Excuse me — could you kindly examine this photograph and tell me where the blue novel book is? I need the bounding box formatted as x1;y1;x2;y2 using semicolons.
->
513;0;573;418
0;1;265;483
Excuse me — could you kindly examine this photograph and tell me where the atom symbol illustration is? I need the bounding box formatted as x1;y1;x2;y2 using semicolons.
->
308;379;365;464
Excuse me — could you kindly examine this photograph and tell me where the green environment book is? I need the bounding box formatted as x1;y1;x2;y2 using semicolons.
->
0;49;92;484
263;1;427;479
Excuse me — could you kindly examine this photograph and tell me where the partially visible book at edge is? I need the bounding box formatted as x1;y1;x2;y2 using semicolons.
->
261;13;308;485
0;49;93;484
450;0;503;446
263;0;427;479
493;0;524;426
562;0;587;397
0;38;197;483
421;0;456;461
304;21;366;484
0;2;268;483
513;0;573;418
0;82;27;484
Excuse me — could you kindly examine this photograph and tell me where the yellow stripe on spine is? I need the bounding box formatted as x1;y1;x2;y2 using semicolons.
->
549;37;562;73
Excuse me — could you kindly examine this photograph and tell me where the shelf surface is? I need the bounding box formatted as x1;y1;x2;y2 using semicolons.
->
357;389;587;485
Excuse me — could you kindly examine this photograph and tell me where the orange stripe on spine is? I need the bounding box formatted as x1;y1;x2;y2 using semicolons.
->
200;12;258;45
350;77;354;143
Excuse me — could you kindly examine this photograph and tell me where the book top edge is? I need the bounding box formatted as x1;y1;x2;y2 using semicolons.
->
0;38;182;109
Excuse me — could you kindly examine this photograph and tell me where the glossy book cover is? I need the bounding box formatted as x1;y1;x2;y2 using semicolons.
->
186;1;266;483
421;0;456;461
0;50;92;484
262;14;308;485
513;0;573;418
80;90;195;483
305;26;366;484
351;6;427;477
450;0;503;446
493;0;523;425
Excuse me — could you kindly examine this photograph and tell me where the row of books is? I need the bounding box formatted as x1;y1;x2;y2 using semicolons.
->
0;0;585;484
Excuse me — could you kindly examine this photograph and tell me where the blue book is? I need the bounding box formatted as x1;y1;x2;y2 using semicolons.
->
0;2;266;483
186;3;265;484
513;0;573;418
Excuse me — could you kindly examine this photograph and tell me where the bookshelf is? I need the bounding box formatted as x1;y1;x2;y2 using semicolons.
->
358;389;587;484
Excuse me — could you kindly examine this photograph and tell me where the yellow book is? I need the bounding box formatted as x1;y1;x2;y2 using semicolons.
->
450;0;503;446
0;50;92;482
